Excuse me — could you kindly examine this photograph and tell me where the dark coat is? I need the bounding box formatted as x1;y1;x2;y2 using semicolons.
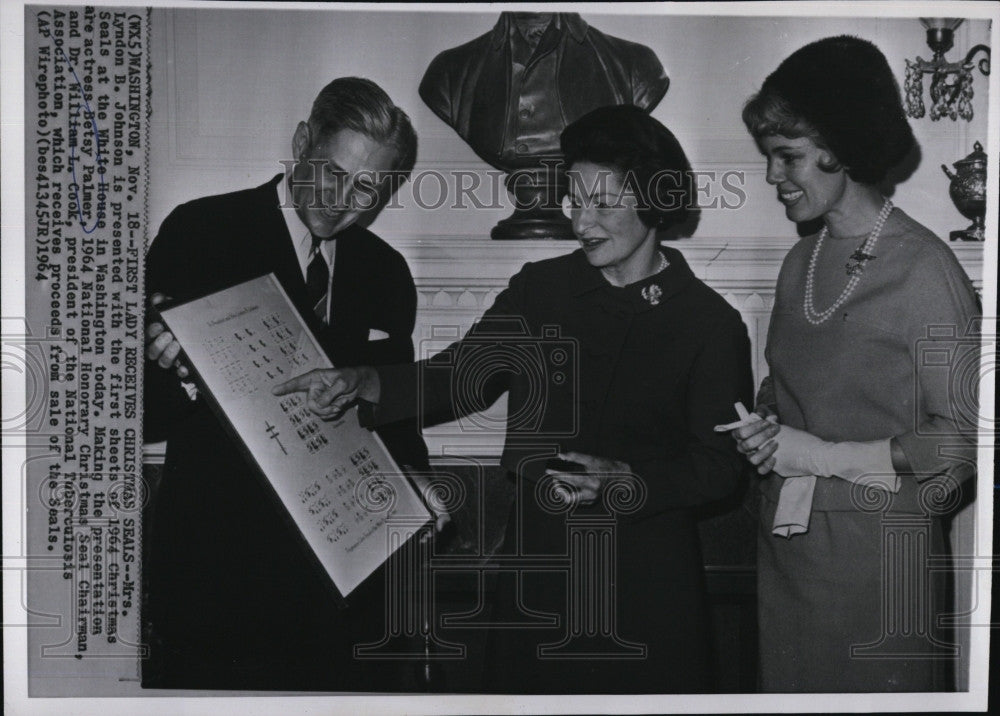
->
142;175;428;690
419;13;670;170
372;248;753;692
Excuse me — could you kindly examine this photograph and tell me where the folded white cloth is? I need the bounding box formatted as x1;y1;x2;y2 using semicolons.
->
368;328;390;341
772;475;817;538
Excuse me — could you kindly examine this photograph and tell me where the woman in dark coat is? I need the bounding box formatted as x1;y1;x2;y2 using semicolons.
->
276;105;754;693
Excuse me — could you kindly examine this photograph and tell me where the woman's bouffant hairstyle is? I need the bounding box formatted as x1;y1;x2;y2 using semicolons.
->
560;105;694;229
308;77;418;179
742;35;915;185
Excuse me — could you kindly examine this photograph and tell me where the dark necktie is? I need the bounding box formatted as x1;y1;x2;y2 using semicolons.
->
306;236;329;323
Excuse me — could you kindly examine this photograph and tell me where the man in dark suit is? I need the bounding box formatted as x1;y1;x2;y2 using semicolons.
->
142;77;428;690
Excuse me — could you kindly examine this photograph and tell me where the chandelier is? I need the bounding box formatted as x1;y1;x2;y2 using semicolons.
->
904;18;991;121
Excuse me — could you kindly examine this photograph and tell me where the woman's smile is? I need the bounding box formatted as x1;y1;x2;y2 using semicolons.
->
777;188;804;205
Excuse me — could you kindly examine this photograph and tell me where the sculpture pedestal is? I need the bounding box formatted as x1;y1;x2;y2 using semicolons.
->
491;165;575;240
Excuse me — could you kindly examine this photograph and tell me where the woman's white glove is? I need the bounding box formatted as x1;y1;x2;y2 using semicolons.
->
773;424;898;489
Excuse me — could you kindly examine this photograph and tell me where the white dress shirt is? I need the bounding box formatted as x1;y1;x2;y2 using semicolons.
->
278;178;335;321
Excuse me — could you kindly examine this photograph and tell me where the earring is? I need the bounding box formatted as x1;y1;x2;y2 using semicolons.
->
561;195;573;220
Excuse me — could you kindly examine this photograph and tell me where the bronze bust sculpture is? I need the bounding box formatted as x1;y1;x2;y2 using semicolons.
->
420;13;670;239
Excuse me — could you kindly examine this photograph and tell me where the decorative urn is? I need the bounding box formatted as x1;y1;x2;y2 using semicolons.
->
942;140;987;241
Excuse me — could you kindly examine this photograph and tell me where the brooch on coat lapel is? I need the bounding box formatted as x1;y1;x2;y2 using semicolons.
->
641;284;663;306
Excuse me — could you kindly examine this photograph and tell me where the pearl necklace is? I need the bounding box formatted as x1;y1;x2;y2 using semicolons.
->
803;198;893;325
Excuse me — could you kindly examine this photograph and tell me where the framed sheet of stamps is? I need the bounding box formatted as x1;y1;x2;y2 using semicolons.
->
158;273;431;599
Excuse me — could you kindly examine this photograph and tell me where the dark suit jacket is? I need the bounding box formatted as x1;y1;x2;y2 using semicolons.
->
142;175;428;690
370;248;754;691
419;13;670;170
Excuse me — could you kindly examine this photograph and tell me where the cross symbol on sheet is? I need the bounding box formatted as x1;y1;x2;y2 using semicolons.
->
265;420;288;455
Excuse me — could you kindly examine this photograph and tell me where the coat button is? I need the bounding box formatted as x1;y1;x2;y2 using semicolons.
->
516;143;529;154
519;108;531;119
